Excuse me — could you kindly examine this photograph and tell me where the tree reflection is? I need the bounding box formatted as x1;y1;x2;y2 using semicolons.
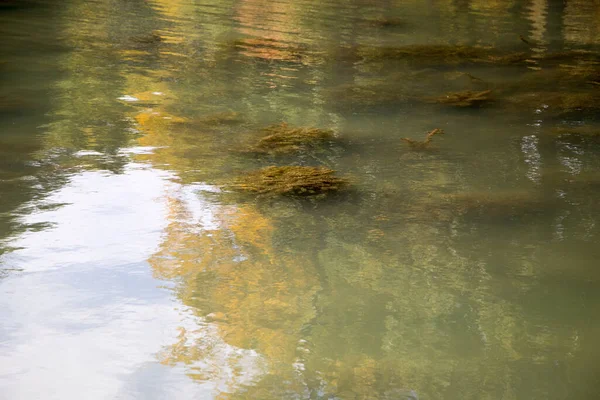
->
109;0;600;398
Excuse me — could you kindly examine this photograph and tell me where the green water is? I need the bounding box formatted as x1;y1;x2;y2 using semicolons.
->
1;1;600;399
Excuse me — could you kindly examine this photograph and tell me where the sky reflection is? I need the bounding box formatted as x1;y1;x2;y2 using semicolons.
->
0;164;260;400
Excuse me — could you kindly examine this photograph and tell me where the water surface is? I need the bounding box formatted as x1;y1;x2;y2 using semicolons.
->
1;1;600;399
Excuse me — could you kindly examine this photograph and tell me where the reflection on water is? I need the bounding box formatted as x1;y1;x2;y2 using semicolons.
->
2;0;600;399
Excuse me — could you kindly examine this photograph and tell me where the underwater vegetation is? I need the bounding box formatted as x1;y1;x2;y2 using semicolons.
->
325;81;410;109
429;89;493;107
244;123;336;154
401;128;445;150
193;111;246;127
223;37;317;64
231;166;349;196
355;44;492;65
130;32;163;45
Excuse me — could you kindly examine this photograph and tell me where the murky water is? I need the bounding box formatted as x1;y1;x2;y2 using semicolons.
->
2;1;600;399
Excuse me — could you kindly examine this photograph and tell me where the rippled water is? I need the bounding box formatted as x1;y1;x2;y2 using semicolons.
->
1;1;600;399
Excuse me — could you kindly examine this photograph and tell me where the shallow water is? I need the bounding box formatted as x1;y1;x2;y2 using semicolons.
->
1;1;600;399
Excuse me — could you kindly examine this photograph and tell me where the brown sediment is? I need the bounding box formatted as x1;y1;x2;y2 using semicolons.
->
550;125;600;137
325;82;409;108
353;43;534;66
243;123;335;154
429;89;492;107
0;95;39;115
401;128;445;150
364;17;405;28
231;166;349;196
499;66;600;97
540;50;600;63
446;190;549;218
504;91;599;115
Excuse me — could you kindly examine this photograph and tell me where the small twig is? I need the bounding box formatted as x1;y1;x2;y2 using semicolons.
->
519;35;532;46
464;72;485;83
402;128;445;149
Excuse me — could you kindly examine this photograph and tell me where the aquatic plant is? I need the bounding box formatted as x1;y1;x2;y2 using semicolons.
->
357;44;492;65
130;32;163;45
484;52;530;65
540;49;600;63
224;37;314;64
195;111;245;126
231;166;348;196
245;123;335;154
430;89;492;107
401;128;445;150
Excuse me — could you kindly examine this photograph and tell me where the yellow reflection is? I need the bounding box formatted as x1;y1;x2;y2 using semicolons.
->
150;198;321;394
564;0;600;45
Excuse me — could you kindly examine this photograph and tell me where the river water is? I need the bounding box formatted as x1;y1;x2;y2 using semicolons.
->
1;1;600;399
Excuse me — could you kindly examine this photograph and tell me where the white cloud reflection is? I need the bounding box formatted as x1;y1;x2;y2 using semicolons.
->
0;163;261;400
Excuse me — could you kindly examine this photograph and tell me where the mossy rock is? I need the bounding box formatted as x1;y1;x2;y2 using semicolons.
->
231;166;349;196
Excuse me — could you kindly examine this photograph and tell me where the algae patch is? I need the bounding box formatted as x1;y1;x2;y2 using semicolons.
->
195;111;245;127
430;90;492;107
231;166;348;196
357;44;491;64
245;123;336;154
130;32;163;45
